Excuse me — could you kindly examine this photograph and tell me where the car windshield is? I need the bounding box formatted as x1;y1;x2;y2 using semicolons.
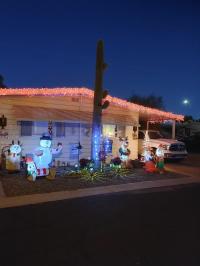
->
148;131;163;139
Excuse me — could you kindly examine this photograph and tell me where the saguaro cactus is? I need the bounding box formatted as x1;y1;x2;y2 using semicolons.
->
91;40;109;167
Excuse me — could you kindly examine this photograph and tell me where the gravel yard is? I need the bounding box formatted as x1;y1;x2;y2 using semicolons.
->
0;167;187;197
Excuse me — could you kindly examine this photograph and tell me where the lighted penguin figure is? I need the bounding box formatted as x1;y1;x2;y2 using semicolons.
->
119;137;131;163
27;134;62;181
155;144;165;174
6;140;22;172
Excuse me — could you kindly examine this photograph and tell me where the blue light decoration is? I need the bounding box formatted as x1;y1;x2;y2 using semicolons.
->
92;128;102;163
103;138;113;155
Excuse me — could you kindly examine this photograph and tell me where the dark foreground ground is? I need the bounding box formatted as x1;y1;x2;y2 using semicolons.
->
1;184;200;266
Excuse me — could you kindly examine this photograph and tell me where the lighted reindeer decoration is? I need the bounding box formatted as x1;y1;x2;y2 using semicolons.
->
119;137;131;167
6;140;22;172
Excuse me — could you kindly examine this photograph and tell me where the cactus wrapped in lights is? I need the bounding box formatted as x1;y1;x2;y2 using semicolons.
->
91;40;109;167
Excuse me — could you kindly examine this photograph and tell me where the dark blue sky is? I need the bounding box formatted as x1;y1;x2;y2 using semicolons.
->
1;0;199;118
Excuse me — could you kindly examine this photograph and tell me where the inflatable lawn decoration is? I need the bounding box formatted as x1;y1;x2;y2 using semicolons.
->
155;144;165;174
119;137;131;163
27;133;62;181
26;157;37;181
143;147;156;173
6;140;22;172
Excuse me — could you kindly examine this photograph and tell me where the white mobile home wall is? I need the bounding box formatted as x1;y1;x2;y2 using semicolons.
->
0;94;139;165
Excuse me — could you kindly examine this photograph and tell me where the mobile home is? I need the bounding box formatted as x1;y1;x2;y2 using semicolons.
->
0;88;183;166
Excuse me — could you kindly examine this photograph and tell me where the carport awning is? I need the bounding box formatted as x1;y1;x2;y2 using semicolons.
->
139;111;175;123
12;105;137;126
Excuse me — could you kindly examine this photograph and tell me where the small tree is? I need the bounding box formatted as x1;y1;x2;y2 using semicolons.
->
128;94;165;110
184;115;193;122
0;75;7;88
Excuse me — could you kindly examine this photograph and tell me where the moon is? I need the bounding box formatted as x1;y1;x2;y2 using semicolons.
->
182;99;190;105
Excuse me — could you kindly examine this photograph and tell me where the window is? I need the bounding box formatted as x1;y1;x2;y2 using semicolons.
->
69;143;80;160
21;121;33;136
56;122;65;137
66;123;79;136
33;121;48;135
138;131;145;140
81;124;91;137
148;131;163;139
103;124;115;137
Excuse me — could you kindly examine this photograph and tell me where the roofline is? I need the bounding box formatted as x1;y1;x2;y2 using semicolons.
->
0;87;184;121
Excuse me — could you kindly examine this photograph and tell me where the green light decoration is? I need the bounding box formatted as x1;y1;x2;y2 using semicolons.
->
91;40;109;168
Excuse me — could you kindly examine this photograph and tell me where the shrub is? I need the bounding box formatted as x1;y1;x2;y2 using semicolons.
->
111;157;121;166
79;158;91;169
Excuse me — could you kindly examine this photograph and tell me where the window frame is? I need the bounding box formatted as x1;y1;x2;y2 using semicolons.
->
55;122;66;137
20;121;33;136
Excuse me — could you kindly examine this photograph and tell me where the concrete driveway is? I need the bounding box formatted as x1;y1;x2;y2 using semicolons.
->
165;153;200;178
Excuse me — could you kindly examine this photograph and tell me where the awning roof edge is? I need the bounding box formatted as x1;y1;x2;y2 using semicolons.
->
0;88;184;121
12;105;137;126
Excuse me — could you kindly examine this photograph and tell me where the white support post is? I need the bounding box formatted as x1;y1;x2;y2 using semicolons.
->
172;120;176;139
147;121;149;131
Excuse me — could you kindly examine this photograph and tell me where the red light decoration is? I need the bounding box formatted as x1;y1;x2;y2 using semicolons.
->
0;87;184;121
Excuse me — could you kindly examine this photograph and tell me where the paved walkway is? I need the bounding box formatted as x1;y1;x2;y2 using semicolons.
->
0;176;200;209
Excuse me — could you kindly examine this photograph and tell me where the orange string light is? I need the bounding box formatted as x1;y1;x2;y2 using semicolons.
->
0;87;184;121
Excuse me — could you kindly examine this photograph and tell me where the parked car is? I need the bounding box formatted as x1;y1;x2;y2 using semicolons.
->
138;130;188;160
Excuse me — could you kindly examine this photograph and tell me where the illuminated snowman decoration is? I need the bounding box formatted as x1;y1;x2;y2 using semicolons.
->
119;137;131;163
27;134;62;181
6;140;22;172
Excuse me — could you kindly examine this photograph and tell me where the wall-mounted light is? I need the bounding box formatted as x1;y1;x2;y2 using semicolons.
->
115;125;118;137
0;115;7;129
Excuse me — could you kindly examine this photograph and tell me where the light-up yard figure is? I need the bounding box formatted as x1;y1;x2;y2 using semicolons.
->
6;140;22;172
27;134;62;181
119;137;131;167
143;147;156;173
155;144;165;174
26;157;37;181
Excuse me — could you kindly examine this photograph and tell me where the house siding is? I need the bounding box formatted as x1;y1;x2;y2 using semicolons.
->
0;95;139;165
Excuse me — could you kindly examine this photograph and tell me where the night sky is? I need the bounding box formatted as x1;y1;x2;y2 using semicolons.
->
1;0;199;118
